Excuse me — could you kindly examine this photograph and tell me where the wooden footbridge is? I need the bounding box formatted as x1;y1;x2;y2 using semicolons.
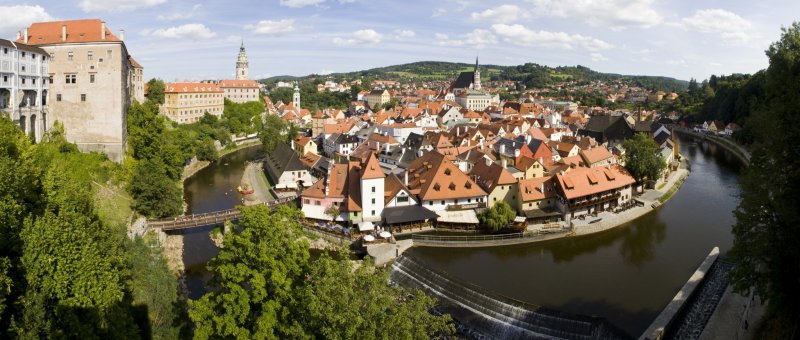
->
147;197;295;231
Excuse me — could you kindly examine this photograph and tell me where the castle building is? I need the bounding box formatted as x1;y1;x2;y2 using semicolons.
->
0;38;50;142
235;41;248;80
220;79;259;103
160;82;224;124
17;19;140;163
293;82;301;109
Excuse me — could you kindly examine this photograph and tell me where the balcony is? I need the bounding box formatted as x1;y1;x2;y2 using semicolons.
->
569;192;621;209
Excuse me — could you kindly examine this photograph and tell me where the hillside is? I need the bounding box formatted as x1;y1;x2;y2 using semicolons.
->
263;61;688;92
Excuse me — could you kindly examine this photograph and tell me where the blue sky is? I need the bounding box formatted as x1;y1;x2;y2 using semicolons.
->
1;0;798;82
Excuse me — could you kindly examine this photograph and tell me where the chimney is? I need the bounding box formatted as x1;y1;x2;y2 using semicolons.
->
485;158;491;167
541;182;544;193
526;135;532;144
499;143;506;155
120;29;125;41
101;21;106;40
62;25;67;42
404;171;408;186
16;31;20;41
502;158;507;168
539;157;543;164
291;139;295;150
23;29;28;44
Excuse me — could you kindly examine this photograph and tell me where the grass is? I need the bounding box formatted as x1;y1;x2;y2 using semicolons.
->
658;174;686;204
257;168;277;201
93;180;134;230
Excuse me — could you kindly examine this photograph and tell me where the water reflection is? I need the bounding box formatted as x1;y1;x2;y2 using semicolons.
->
407;134;743;336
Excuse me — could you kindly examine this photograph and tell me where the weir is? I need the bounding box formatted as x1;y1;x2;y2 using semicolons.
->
390;255;632;340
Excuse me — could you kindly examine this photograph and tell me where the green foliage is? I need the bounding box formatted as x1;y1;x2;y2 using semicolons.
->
195;138;219;162
189;205;311;338
146;78;166;104
223;99;264;135
129;159;183;218
127;235;185;339
298;251;454;339
622;133;666;184
189;205;453;338
382;98;400;110
479;201;516;231
730;22;800;321
259;114;288;153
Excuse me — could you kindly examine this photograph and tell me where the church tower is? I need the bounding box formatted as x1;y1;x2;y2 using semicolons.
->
236;41;249;80
293;82;301;110
473;56;481;90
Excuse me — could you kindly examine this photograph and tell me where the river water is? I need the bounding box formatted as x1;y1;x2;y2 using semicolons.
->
181;137;743;336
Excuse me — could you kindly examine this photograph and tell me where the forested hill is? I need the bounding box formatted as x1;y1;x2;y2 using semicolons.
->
263;61;689;92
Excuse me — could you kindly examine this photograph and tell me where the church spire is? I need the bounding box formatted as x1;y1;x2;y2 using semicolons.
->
473;55;481;90
236;40;249;80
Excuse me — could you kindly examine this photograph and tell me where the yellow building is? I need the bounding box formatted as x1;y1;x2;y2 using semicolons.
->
161;82;224;124
366;89;390;109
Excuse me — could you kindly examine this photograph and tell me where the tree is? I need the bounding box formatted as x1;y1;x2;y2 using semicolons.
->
129;159;182;218
259;114;287;153
479;201;516;231
621;133;666;186
189;205;454;338
195;138;218;162
146;78;165;105
324;205;341;221
729;22;800;328
188;205;311;339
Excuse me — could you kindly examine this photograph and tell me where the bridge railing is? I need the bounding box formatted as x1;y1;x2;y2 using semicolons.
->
147;197;297;230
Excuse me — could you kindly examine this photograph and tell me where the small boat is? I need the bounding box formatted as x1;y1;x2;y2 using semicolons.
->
237;185;255;195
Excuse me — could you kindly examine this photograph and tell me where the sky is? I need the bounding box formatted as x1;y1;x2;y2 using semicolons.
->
1;0;798;82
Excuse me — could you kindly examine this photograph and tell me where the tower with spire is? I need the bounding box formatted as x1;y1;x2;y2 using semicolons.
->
293;82;301;110
235;41;249;80
473;56;481;90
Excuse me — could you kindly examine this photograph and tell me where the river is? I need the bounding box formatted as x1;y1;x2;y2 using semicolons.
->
181;136;743;336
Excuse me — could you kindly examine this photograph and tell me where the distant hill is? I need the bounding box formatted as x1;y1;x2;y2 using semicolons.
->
260;61;688;92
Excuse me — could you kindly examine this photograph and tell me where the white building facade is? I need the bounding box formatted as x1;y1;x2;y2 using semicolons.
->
0;39;49;142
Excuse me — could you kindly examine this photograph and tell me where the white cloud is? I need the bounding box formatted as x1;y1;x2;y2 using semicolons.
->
529;0;661;30
157;4;203;21
332;29;382;46
590;53;608;62
431;8;447;18
0;5;54;38
394;29;416;39
245;19;296;35
680;9;752;44
149;24;217;39
436;29;497;48
79;0;166;12
226;35;243;44
470;4;527;23
279;0;325;8
491;24;612;51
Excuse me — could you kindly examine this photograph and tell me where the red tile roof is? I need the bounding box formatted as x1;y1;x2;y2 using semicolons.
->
19;19;122;45
555;166;635;200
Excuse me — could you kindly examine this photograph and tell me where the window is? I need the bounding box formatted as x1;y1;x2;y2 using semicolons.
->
371;186;375;193
21;78;25;85
67;52;73;61
371;198;375;204
2;48;6;54
2;76;6;82
429;201;433;206
65;74;76;84
303;199;309;204
21;65;26;72
21;52;26;57
90;74;95;83
81;94;86;102
397;196;408;203
87;51;93;60
56;94;61;101
107;50;112;59
371;210;375;216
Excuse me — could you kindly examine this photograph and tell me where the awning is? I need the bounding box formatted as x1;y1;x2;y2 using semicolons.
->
436;210;479;224
383;205;438;225
358;221;375;231
523;208;562;219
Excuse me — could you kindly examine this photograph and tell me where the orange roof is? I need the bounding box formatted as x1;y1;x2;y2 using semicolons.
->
580;146;614;165
469;160;517;193
301;163;348;199
298;152;321;168
164;82;222;93
556;166;635;200
219;80;260;88
519;176;557;202
560;155;584;168
19;19;122;45
361;153;386;180
405;151;486;201
384;173;412;203
294;136;313;147
464;110;481;119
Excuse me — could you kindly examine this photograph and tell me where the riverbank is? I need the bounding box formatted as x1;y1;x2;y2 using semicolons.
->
674;128;751;166
181;141;263;182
